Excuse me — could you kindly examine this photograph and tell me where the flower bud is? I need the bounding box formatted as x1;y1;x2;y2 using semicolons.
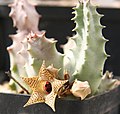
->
70;79;91;100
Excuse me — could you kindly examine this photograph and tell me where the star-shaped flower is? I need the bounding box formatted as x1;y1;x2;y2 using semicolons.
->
22;61;68;111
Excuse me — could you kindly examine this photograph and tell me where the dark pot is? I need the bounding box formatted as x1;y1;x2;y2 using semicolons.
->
0;85;119;114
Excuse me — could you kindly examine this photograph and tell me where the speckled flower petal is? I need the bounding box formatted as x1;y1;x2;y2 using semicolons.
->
45;92;57;112
22;77;38;90
24;91;45;107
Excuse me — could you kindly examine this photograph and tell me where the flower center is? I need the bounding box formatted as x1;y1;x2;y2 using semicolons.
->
45;81;52;94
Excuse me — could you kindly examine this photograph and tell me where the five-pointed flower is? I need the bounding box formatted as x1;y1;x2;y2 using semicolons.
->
22;61;68;111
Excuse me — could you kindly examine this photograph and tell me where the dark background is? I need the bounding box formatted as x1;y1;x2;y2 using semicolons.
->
0;6;120;82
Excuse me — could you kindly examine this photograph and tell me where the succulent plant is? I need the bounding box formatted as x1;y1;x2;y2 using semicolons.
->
97;71;119;93
7;0;119;111
7;0;65;93
7;0;41;92
63;0;108;94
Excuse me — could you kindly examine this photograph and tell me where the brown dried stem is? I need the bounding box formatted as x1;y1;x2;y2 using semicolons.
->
5;71;30;94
